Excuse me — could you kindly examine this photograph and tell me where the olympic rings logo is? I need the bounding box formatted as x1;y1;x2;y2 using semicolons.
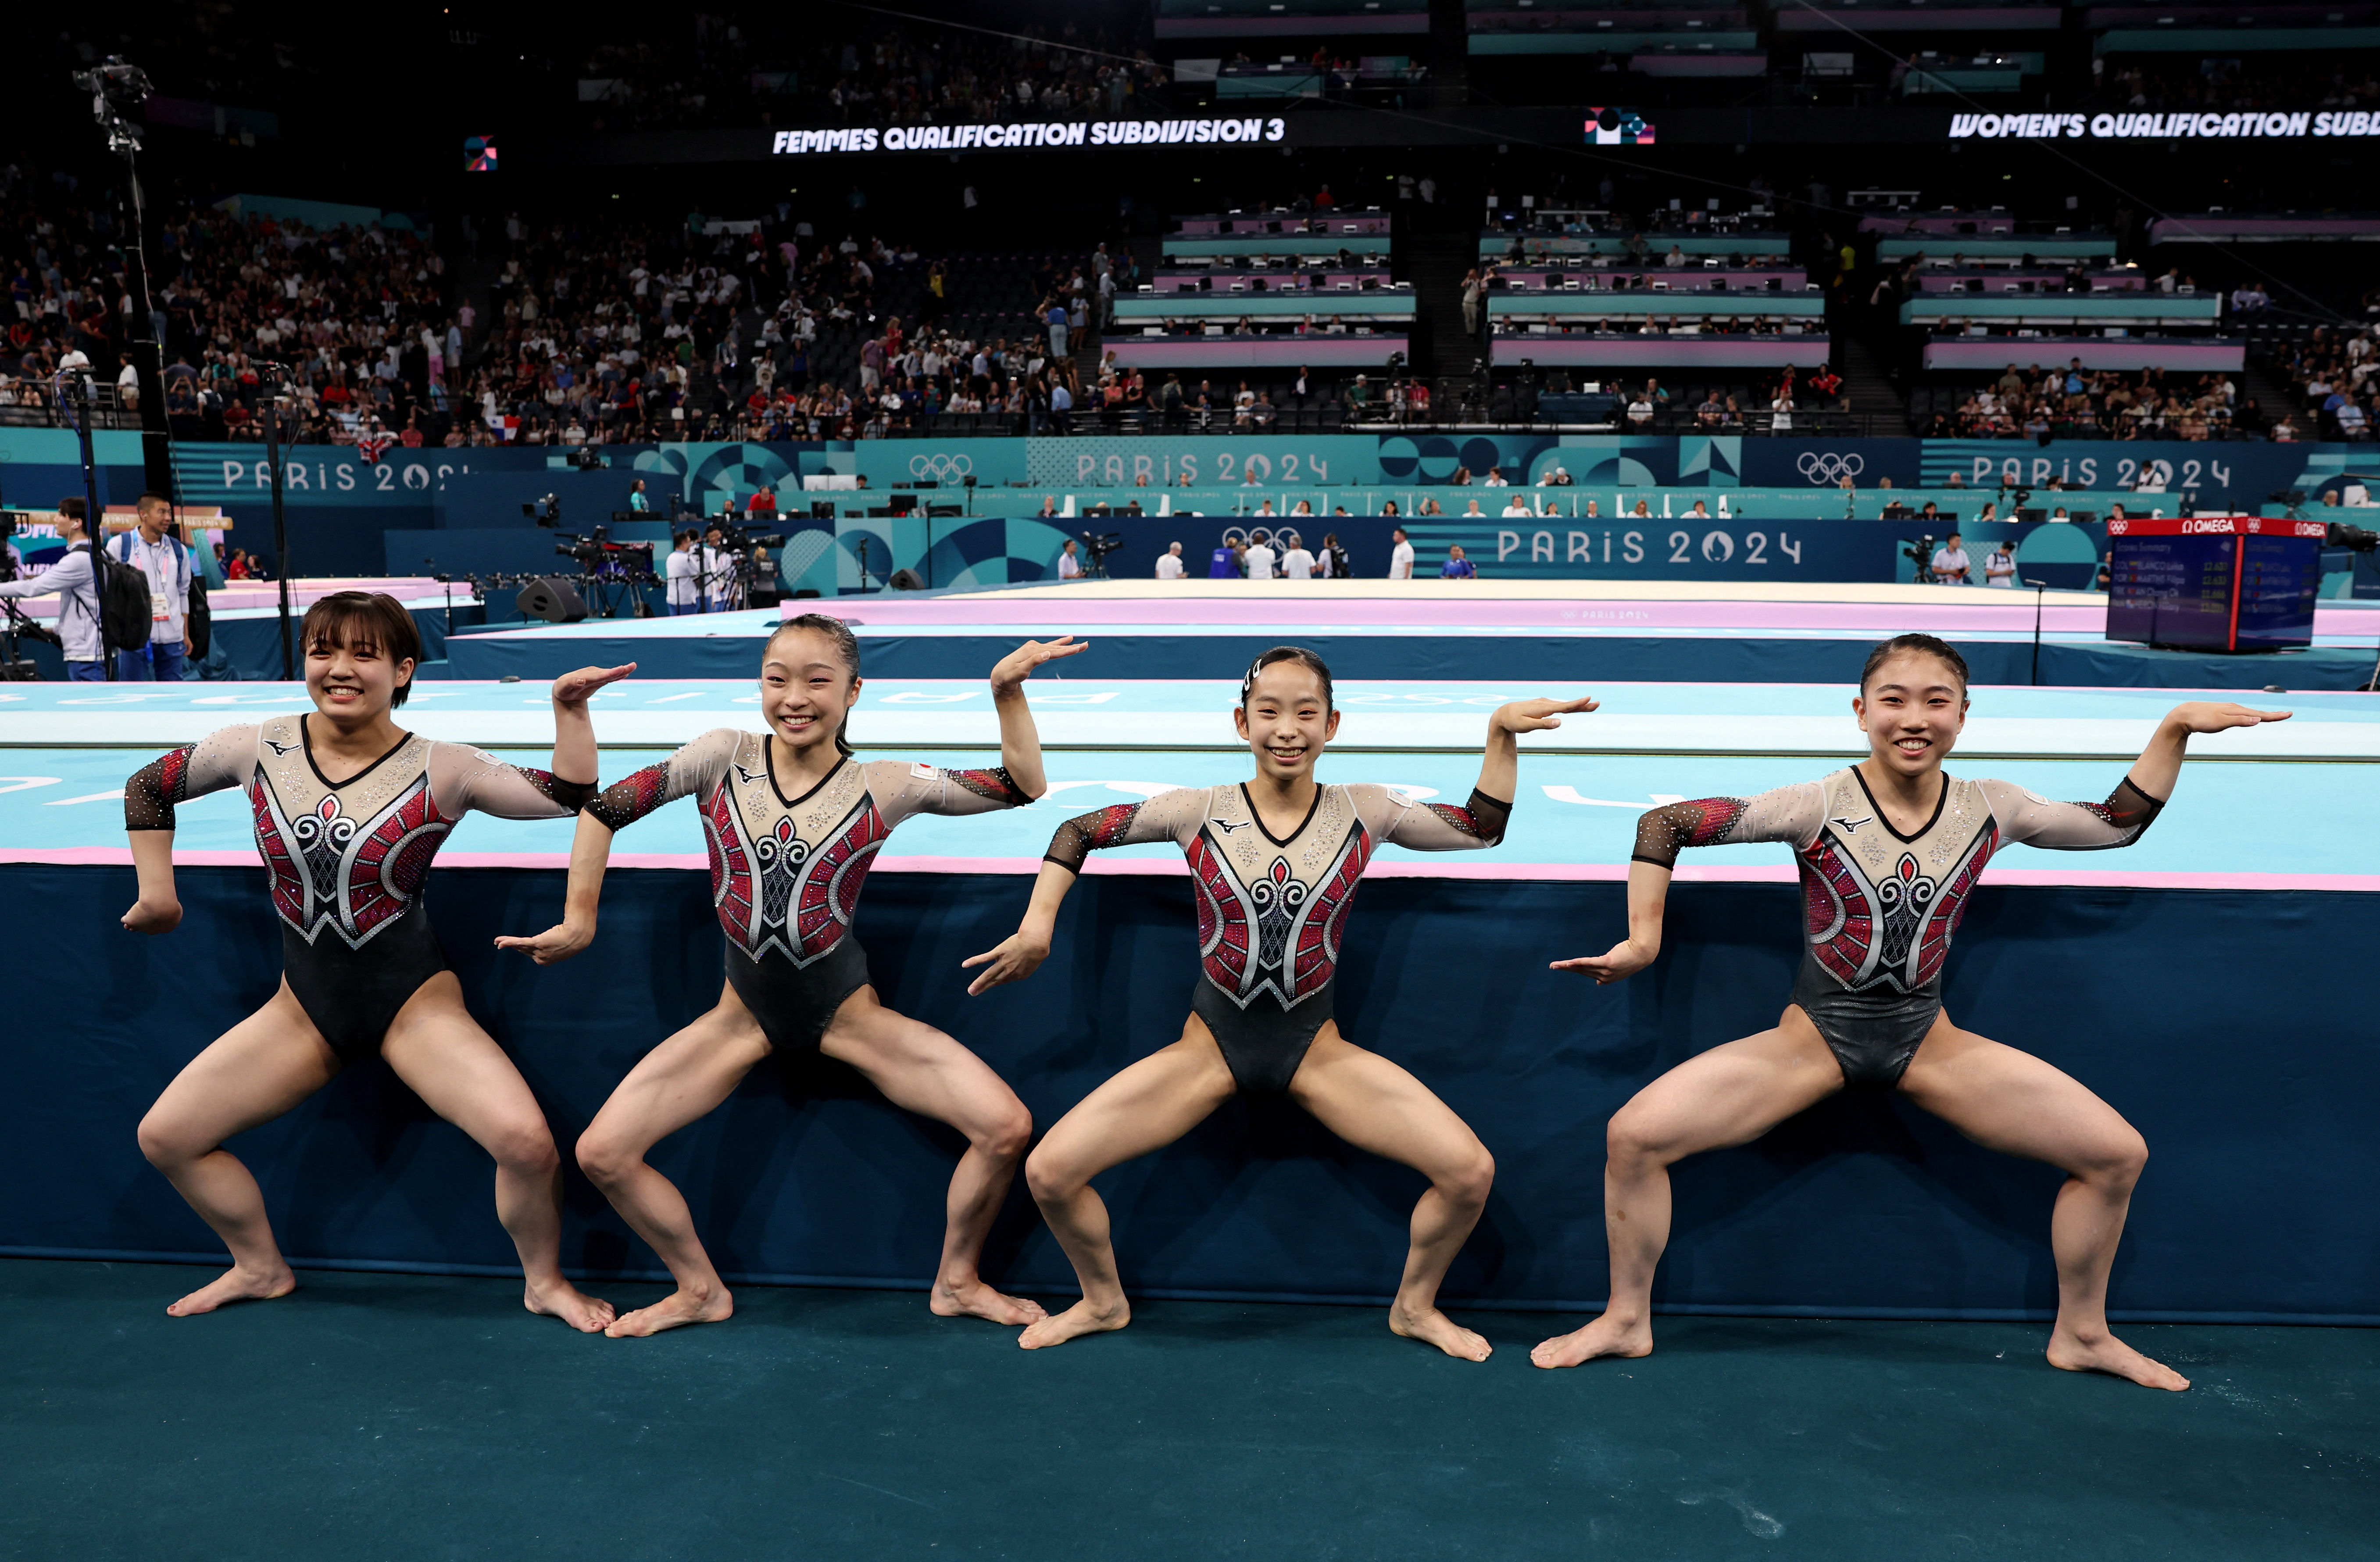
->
1795;451;1865;485
908;452;975;482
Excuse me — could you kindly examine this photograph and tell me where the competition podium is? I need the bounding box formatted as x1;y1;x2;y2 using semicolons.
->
2106;513;2324;653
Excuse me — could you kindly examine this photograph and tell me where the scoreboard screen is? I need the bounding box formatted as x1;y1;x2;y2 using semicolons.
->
2105;516;2320;652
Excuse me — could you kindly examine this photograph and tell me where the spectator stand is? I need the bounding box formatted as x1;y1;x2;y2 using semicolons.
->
1464;0;1767;80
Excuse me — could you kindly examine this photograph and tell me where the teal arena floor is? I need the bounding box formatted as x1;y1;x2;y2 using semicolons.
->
6;1260;2373;1561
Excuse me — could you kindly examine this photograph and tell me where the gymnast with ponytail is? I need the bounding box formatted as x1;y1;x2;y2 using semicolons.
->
965;645;1596;1358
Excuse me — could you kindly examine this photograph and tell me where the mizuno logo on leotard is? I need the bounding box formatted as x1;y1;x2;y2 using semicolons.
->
734;764;765;786
264;738;298;756
1211;818;1252;833
1832;815;1873;835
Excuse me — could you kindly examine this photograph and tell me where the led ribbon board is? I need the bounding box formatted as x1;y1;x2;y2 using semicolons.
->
1950;111;2380;140
769;117;1289;156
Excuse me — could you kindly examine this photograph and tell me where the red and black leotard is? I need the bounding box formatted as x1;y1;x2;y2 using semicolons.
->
584;729;1033;1052
124;716;596;1060
1043;781;1511;1094
1632;767;2164;1088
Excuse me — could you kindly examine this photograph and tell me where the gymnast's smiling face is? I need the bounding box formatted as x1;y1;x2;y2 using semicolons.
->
304;624;411;725
1235;660;1340;785
1854;650;1969;780
760;627;861;756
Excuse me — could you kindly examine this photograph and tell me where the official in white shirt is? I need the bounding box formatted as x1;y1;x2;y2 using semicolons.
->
1985;541;2018;587
1279;536;1315;579
1056;539;1084;580
108;493;193;681
1501;495;1533;517
664;531;701;614
700;523;735;609
0;499;105;678
1389;527;1415;579
1155;542;1186;579
1930;533;1973;586
1243;536;1278;580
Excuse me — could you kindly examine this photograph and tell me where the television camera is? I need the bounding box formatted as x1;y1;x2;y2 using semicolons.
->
1077;530;1123;580
526;494;658;616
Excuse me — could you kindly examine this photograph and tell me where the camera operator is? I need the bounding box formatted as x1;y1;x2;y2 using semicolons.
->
1056;538;1084;580
1930;531;1973;587
665;530;701;616
107;493;193;681
0;499;104;679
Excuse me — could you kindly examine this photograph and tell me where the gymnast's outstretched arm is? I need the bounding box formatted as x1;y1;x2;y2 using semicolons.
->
1981;700;2291;853
2129;701;2291;798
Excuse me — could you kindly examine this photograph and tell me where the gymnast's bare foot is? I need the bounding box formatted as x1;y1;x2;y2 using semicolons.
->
1530;1311;1654;1369
2048;1326;2190;1391
604;1283;733;1338
165;1262;297;1316
931;1277;1049;1326
1018;1296;1130;1350
1390;1302;1493;1362
525;1278;617;1333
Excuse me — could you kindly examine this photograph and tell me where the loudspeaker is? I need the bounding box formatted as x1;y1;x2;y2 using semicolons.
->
515;576;589;623
887;568;925;591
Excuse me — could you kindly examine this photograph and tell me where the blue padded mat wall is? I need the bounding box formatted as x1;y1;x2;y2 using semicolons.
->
4;863;2374;1322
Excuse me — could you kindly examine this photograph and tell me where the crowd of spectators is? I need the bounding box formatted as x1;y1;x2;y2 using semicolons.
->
1911;362;2277;441
575;20;1171;133
458;214;1145;444
2262;323;2380;442
1;154;1149;448
0;161;459;445
0;162;130;419
148;207;453;446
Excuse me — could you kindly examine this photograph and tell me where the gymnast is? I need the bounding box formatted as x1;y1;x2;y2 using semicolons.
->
1533;632;2288;1389
965;646;1596;1358
497;615;1083;1337
121;590;633;1328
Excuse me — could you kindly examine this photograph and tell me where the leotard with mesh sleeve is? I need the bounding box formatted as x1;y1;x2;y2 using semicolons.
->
122;715;593;1060
1045;780;1510;1093
582;730;1033;1050
1632;767;2164;1087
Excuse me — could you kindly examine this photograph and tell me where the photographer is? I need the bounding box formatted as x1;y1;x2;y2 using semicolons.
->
107;494;193;682
0;499;104;680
